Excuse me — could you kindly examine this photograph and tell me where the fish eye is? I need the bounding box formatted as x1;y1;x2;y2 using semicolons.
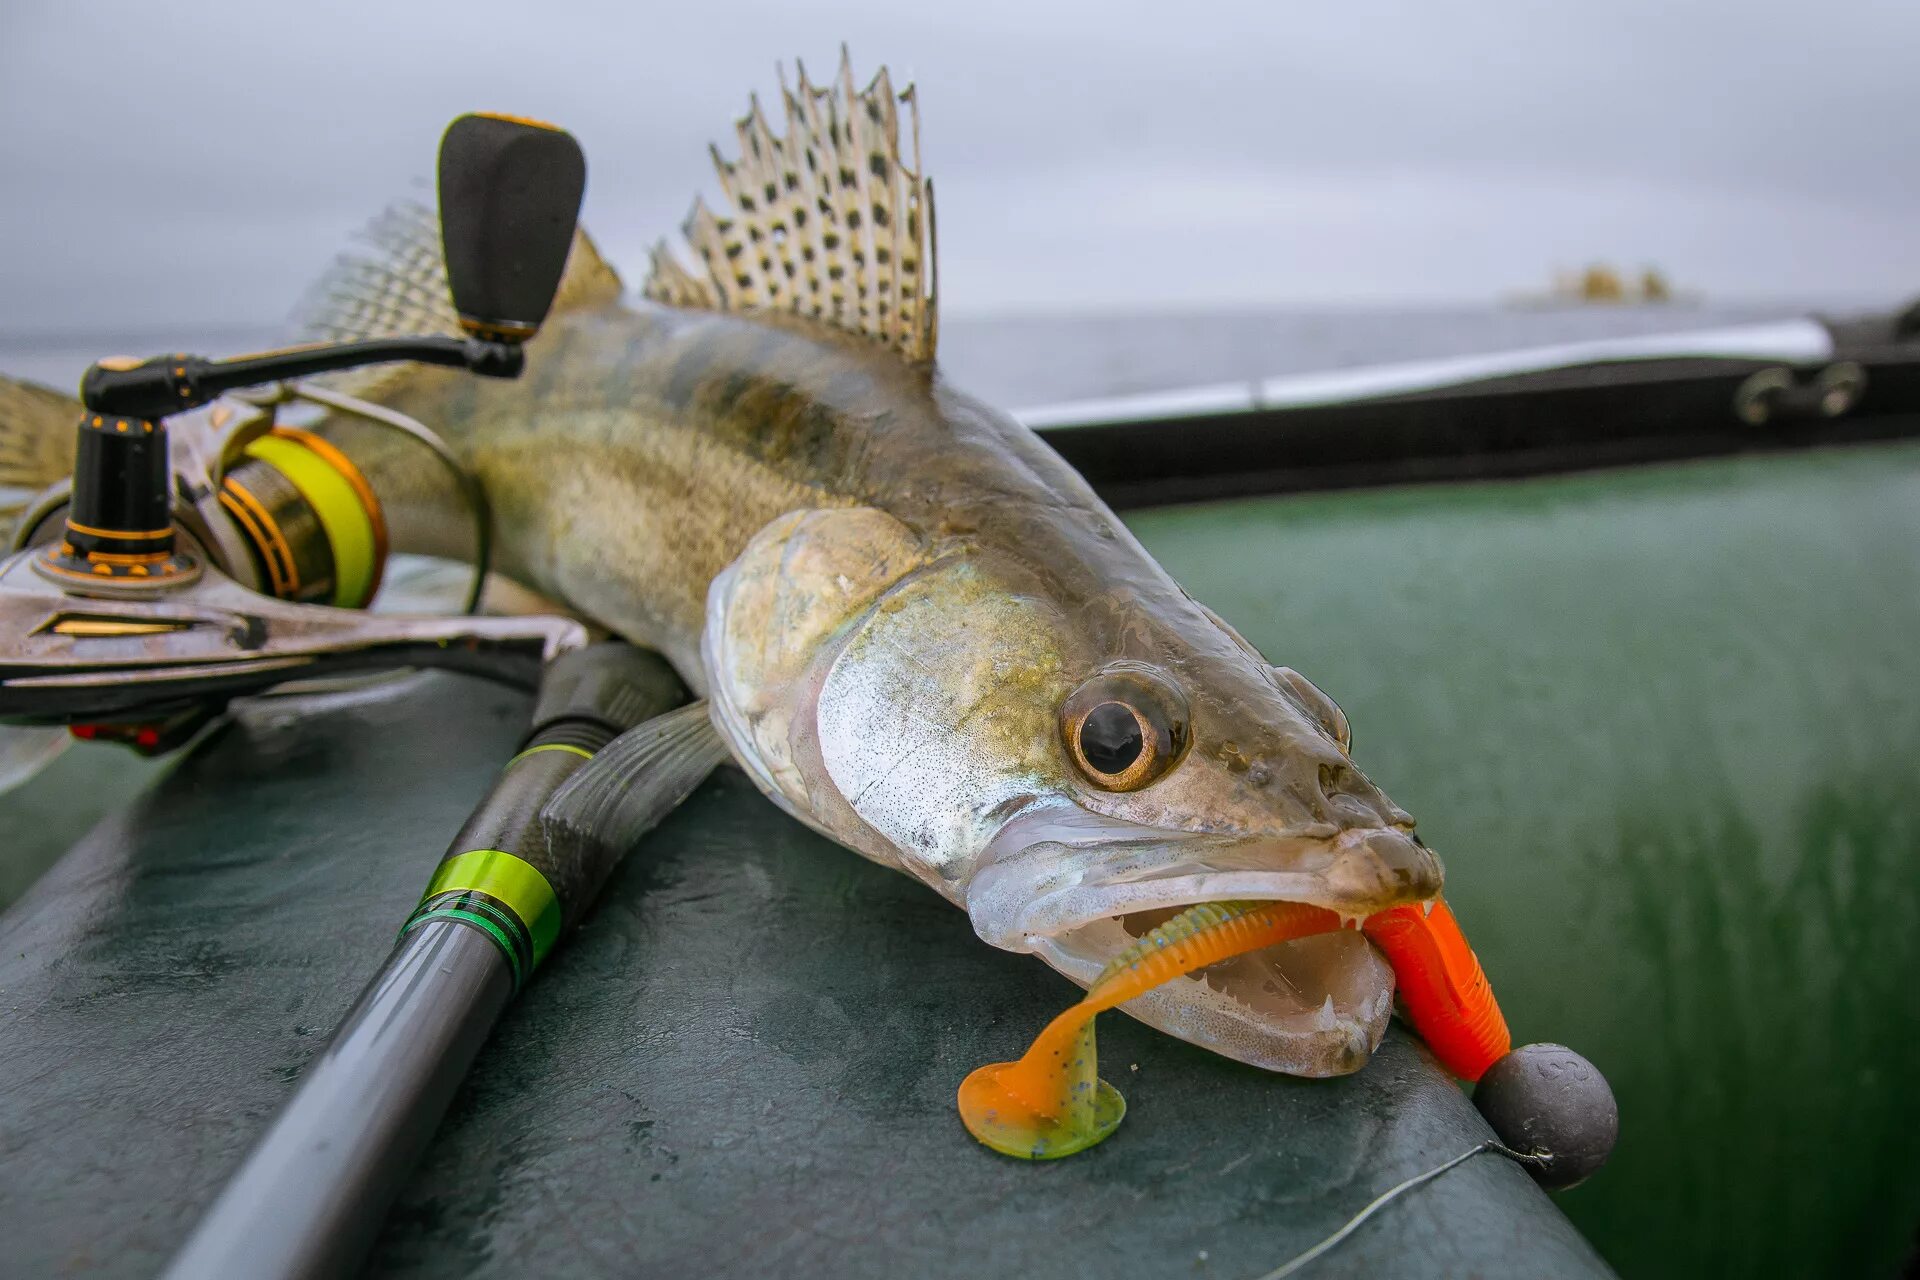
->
1062;666;1190;791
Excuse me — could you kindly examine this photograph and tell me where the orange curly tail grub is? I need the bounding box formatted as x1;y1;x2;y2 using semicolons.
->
958;900;1342;1159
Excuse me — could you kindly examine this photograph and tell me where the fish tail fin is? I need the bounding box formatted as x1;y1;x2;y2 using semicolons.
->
642;47;938;365
296;202;623;401
0;375;80;521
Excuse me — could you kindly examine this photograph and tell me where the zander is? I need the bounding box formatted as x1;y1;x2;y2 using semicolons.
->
3;54;1445;1077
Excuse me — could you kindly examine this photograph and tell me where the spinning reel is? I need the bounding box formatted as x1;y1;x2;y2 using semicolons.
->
0;113;591;749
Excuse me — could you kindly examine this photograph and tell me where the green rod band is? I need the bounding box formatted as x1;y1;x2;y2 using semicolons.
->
418;890;533;973
402;906;526;989
420;848;562;968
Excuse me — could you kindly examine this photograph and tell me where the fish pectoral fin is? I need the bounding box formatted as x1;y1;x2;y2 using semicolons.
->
295;202;623;401
538;699;730;856
642;48;939;366
0;374;80;519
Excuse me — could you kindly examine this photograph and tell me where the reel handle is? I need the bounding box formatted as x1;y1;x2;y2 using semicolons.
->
437;113;587;343
72;113;588;424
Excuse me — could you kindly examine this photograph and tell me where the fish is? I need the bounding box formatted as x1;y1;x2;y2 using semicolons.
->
0;52;1444;1077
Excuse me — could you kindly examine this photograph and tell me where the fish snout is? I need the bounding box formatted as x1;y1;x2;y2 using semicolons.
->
1272;743;1407;829
1323;827;1444;909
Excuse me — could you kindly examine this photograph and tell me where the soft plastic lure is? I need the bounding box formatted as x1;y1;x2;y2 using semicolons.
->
959;897;1510;1159
959;900;1342;1158
1360;899;1510;1083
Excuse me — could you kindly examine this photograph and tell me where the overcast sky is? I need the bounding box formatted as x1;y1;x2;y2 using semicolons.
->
3;0;1917;335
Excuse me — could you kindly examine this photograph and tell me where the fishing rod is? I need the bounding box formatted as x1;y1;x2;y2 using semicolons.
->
0;111;594;734
161;641;720;1280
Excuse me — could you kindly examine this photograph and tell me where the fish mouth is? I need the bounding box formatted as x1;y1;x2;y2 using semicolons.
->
966;803;1443;1077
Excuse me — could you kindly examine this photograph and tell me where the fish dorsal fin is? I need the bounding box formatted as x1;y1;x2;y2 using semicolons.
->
644;49;938;364
0;375;80;517
299;203;461;347
297;202;622;397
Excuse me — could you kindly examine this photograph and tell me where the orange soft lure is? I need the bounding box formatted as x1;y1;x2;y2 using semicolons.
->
959;900;1342;1158
1361;899;1511;1083
959;897;1510;1159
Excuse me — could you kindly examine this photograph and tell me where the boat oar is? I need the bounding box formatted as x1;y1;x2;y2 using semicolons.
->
163;642;725;1280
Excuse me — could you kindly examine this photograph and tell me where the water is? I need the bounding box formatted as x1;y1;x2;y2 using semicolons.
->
0;300;1868;410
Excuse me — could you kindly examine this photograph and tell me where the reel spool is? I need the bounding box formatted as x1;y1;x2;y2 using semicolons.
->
217;428;388;609
12;420;393;611
8;387;493;617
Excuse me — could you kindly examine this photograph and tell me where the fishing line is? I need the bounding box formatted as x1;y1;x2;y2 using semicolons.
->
1249;1140;1548;1280
233;380;494;614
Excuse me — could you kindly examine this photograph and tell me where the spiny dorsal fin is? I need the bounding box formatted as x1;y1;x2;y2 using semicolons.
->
644;49;938;364
296;202;622;398
0;375;80;516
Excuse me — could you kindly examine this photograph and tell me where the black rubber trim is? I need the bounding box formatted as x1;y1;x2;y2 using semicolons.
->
1037;349;1920;509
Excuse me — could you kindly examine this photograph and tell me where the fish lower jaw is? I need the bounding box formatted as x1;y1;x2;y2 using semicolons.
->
1026;907;1395;1078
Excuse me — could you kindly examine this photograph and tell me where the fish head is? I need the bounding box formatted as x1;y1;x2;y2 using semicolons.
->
706;507;1441;1076
963;615;1444;1077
